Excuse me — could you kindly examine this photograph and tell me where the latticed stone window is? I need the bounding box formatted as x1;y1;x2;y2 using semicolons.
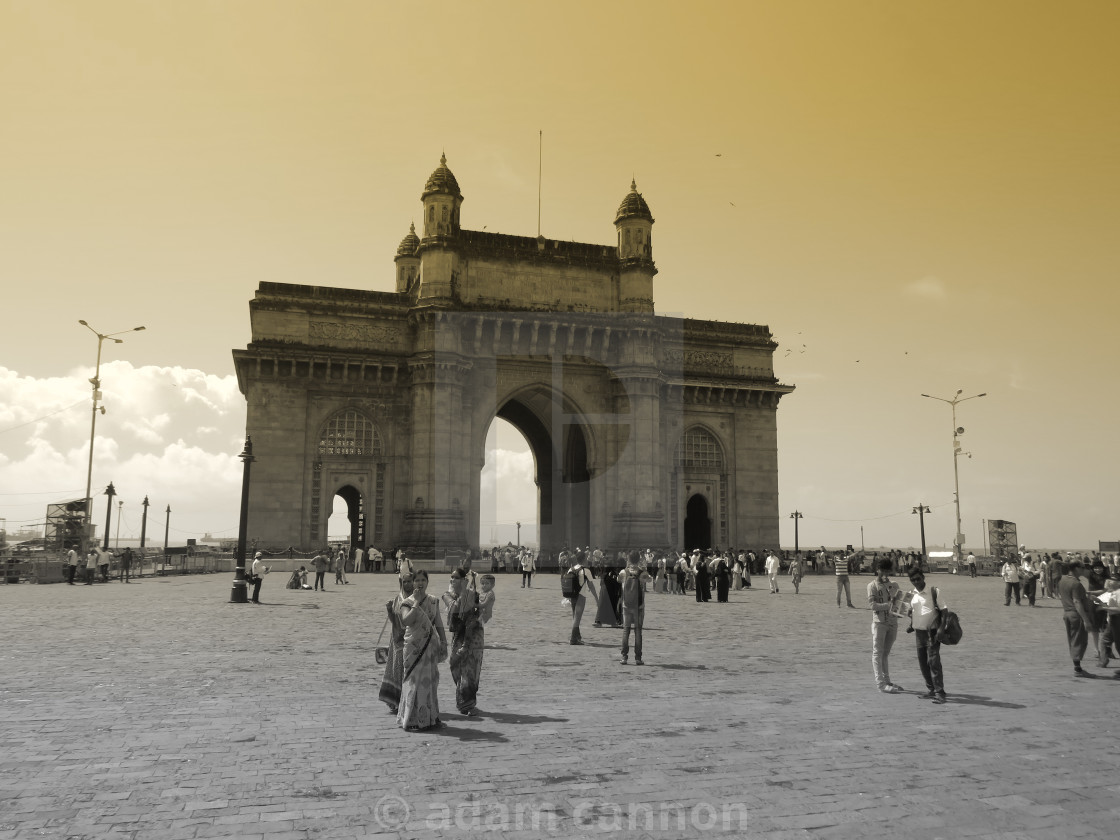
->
674;427;723;469
319;409;382;457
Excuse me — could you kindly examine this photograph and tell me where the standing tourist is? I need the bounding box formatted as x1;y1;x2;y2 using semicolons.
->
119;546;134;582
335;547;349;584
906;568;948;704
445;568;487;715
66;546;79;585
836;553;855;608
693;550;711;603
1001;556;1021;606
520;550;535;588
789;553;804;595
1058;559;1097;678
378;571;414;714
618;551;651;665
1020;552;1038;606
593;567;622;627
396;570;447;731
868;558;903;693
765;550;781;595
250;552;271;603
715;554;731;602
966;551;977;578
84;546;99;585
311;550;328;591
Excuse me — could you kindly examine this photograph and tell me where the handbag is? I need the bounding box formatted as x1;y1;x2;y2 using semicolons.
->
373;612;391;665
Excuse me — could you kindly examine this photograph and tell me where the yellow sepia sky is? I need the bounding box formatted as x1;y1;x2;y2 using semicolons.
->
1;1;1117;550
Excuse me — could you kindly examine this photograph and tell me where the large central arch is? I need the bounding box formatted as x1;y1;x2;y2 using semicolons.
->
489;385;592;557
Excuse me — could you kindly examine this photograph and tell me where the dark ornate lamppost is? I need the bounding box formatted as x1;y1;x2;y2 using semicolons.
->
230;435;255;603
101;482;116;550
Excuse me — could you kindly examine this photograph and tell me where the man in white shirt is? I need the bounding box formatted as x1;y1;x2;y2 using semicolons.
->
250;552;270;604
66;547;80;585
907;568;948;704
765;551;781;594
1001;557;1021;606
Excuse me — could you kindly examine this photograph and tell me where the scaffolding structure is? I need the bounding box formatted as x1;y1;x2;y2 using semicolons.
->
46;498;88;551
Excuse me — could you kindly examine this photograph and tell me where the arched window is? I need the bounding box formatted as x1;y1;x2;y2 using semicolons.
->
318;410;383;457
674;426;723;469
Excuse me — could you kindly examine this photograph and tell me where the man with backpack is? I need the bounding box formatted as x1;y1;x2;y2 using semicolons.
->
618;550;651;665
563;554;597;645
906;568;949;704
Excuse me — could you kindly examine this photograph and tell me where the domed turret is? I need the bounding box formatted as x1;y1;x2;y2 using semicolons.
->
614;179;656;313
614;179;654;224
614;179;654;262
422;153;462;200
394;222;421;294
421;153;464;238
396;222;420;256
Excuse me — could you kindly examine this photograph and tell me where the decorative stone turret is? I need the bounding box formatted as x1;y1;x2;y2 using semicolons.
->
394;222;420;294
614;180;656;313
421;153;463;239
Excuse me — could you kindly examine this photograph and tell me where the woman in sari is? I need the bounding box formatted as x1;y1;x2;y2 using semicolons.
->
444;568;487;715
396;569;447;731
377;572;413;714
715;555;731;602
592;567;622;627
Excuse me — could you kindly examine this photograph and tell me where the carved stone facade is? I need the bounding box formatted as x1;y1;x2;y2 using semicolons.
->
233;157;794;563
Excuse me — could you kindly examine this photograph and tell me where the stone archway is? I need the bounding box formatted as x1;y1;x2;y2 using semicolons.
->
684;493;712;551
491;387;592;558
332;485;366;551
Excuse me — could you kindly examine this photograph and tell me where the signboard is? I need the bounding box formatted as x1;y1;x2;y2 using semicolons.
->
1099;541;1119;554
987;519;1018;563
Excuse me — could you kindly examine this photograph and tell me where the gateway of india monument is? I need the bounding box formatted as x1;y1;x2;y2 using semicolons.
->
234;155;794;564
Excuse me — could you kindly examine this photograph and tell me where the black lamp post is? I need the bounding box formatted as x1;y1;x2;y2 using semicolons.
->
789;510;803;555
164;505;171;560
101;482;116;550
140;495;149;548
230;435;255;603
912;504;931;572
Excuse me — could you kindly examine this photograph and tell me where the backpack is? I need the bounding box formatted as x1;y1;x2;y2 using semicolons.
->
620;569;645;610
931;587;963;645
561;568;583;599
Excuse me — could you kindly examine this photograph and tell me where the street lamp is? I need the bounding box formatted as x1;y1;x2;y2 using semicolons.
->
789;511;803;555
921;390;986;568
79;320;145;554
230;435;255;604
102;482;116;551
912;504;931;571
115;500;123;550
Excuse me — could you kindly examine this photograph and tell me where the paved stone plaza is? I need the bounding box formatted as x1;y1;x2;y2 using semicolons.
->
2;570;1117;839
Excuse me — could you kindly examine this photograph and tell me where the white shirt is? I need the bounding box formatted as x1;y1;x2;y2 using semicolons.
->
765;554;780;575
910;587;945;631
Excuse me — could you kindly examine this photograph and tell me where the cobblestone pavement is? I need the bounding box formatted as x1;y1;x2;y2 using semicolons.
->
2;570;1117;839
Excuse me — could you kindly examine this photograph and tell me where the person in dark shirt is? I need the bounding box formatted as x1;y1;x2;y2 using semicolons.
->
1058;559;1097;678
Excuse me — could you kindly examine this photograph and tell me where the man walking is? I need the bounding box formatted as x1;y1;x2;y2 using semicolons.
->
907;568;948;704
836;553;855;608
618;551;651;665
1058;558;1097;678
765;550;781;594
966;551;977;578
868;559;902;693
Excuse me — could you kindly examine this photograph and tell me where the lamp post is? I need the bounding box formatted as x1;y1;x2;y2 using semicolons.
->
164;505;171;561
140;496;149;548
231;435;255;603
115;500;123;550
78;320;145;555
101;482;116;550
789;511;803;555
921;390;986;568
516;521;521;548
912;504;931;571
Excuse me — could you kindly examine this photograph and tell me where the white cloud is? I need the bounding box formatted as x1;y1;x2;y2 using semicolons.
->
0;364;244;540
